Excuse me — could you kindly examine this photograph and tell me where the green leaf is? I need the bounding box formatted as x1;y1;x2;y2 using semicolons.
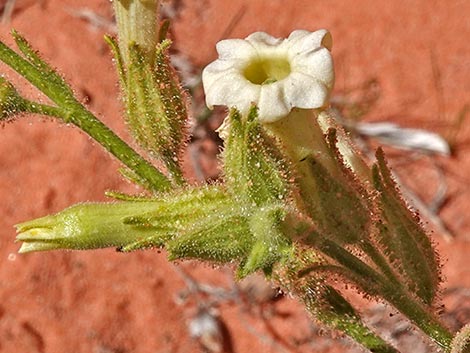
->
279;249;398;353
0;34;171;193
0;31;76;109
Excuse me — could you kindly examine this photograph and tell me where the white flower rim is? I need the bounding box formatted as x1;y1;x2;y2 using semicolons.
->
202;29;335;123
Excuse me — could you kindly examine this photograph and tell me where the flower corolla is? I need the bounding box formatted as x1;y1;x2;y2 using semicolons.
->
202;29;334;122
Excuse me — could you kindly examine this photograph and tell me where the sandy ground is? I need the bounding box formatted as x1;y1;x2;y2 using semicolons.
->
0;1;469;352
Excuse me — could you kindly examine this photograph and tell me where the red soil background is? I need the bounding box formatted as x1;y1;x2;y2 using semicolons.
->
1;1;470;352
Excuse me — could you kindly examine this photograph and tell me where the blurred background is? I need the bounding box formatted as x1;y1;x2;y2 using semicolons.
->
0;1;470;352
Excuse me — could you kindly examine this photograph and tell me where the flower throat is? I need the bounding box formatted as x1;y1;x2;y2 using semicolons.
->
243;57;291;85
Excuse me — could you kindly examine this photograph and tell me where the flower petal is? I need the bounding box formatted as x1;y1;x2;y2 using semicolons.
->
283;72;329;109
257;83;291;122
202;58;237;75
202;66;260;113
246;31;283;48
202;29;336;122
287;29;333;54
216;38;257;61
292;47;334;89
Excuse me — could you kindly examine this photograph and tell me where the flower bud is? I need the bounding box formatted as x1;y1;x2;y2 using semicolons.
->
16;201;163;253
112;0;160;64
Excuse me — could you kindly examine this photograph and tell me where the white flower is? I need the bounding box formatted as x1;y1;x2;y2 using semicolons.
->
202;29;334;123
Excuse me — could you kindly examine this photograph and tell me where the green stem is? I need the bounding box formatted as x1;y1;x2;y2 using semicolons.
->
307;234;453;351
24;101;171;193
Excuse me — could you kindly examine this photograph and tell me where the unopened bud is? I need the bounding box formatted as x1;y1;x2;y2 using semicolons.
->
112;0;160;64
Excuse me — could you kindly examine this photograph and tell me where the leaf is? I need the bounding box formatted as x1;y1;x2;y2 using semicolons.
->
0;76;27;121
282;249;399;353
8;30;76;107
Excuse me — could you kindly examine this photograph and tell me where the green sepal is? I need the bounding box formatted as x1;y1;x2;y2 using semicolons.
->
372;148;440;305
0;76;27;121
222;107;291;206
104;34;126;87
125;40;188;183
120;185;245;256
163;187;254;262
166;212;253;263
237;204;292;278
302;154;370;244
451;324;470;353
221;107;294;275
158;19;171;43
305;285;399;353
152;39;189;158
121;185;231;228
118;184;247;254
